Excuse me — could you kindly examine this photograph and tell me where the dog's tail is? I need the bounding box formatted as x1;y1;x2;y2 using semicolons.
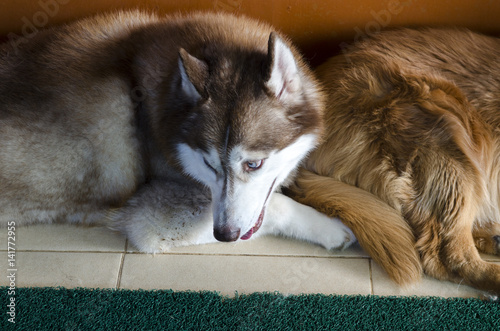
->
286;169;422;286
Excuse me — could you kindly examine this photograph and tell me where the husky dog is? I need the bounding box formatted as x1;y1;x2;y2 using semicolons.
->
286;28;500;295
0;11;355;253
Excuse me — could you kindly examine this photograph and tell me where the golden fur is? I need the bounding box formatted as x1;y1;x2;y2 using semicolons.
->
286;28;500;295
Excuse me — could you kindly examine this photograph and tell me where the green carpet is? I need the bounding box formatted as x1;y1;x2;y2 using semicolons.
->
1;287;499;330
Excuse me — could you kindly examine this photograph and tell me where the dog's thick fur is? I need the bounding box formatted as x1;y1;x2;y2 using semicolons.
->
0;11;355;253
287;28;500;295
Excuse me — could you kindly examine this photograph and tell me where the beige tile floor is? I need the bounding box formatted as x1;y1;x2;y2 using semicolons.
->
1;223;498;298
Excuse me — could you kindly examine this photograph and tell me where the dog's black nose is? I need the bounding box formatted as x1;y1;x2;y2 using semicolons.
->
213;227;240;242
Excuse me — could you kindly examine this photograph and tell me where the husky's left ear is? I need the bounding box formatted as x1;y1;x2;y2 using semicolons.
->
177;48;209;102
265;33;302;104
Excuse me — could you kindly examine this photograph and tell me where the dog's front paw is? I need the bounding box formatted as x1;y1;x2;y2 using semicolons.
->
126;223;177;254
106;180;215;253
317;217;357;251
107;208;179;253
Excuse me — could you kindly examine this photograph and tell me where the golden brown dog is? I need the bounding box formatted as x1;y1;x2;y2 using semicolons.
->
287;28;500;296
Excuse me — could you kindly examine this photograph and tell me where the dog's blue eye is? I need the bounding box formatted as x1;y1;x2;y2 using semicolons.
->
245;160;264;171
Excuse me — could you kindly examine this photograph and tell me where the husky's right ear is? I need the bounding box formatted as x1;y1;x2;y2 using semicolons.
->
264;32;302;104
177;49;208;102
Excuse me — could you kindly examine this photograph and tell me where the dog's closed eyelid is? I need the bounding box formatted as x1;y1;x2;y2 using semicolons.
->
203;158;217;174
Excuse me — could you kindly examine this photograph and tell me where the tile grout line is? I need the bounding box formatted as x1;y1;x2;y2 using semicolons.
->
2;249;371;260
115;240;129;289
123;251;371;259
9;250;127;254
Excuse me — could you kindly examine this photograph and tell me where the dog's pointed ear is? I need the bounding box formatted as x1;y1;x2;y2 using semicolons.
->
177;48;208;101
264;32;301;104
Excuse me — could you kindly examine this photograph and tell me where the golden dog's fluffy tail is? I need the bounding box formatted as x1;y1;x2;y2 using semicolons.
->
286;169;422;286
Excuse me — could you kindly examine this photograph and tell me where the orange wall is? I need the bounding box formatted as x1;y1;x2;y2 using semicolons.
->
1;0;499;64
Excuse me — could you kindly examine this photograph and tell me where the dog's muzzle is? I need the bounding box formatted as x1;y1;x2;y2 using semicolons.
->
213;178;276;242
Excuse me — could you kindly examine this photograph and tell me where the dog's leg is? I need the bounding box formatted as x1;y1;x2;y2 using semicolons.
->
397;89;500;295
106;179;218;253
284;169;423;286
409;184;500;296
404;148;500;295
259;192;356;251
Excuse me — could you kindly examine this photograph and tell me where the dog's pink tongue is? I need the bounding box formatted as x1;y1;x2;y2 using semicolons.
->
240;228;253;240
